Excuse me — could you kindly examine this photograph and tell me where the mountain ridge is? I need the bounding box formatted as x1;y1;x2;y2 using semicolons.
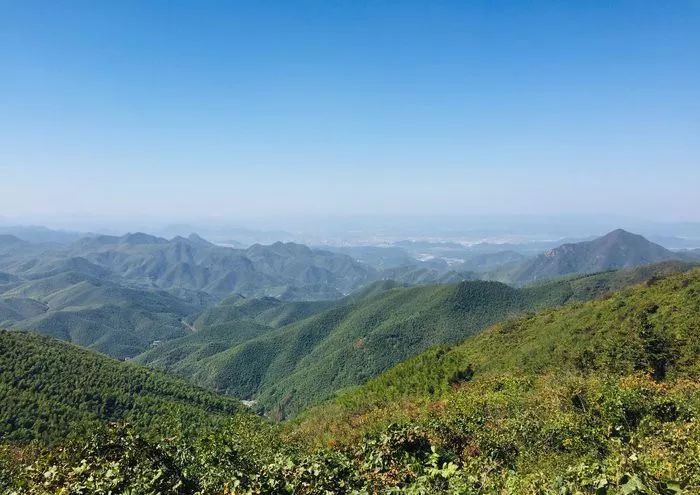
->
136;260;698;418
293;267;700;447
489;229;688;285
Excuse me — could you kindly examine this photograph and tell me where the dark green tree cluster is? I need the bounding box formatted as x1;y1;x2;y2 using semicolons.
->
0;331;242;444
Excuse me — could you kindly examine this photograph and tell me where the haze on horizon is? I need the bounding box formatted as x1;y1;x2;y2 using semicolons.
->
2;1;699;225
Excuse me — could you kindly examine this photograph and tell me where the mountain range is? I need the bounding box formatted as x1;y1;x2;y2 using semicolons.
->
0;228;697;363
2;265;699;493
0;233;377;357
136;260;697;418
0;232;377;301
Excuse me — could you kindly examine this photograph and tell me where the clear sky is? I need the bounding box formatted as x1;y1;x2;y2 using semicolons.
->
1;1;699;226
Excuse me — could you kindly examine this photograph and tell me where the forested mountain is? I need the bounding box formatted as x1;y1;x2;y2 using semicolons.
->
3;267;699;494
69;234;376;300
0;233;376;301
0;268;197;359
0;331;242;444
136;260;697;418
489;229;692;285
191;294;338;330
295;266;700;440
287;268;700;491
0;233;378;359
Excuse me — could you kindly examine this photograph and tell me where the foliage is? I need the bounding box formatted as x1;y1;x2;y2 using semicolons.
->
0;331;242;444
3;374;698;494
1;270;197;359
139;261;697;418
294;268;700;441
2;269;700;493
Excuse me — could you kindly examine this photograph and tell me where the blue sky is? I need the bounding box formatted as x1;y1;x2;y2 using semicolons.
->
1;1;699;225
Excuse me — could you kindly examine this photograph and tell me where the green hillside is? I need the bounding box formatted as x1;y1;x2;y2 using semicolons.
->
281;268;700;492
191;293;338;330
2;273;196;359
3;267;699;494
0;331;242;444
134;281;404;400
295;267;700;443
138;261;696;419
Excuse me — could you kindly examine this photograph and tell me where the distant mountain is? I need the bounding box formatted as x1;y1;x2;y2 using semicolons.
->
0;226;84;244
0;232;378;302
0;234;27;250
158;224;295;245
491;229;684;285
69;234;376;300
0;331;242;443
0;232;382;359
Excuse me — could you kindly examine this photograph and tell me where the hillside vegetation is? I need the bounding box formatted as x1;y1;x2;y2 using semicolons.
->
0;271;196;359
3;268;700;494
0;331;242;444
281;268;700;492
295;268;700;441
138;261;696;418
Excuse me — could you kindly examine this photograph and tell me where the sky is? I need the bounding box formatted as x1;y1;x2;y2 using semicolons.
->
1;0;699;228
